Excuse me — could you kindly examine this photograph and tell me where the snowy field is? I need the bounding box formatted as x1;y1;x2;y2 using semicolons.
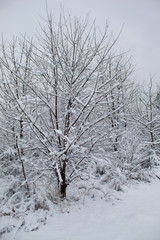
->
1;177;160;240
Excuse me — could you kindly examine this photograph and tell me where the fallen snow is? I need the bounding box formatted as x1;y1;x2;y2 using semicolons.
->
8;177;160;240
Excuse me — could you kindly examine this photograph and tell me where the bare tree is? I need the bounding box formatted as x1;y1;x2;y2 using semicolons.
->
103;55;133;152
129;78;160;169
0;37;32;193
0;13;133;199
134;79;160;147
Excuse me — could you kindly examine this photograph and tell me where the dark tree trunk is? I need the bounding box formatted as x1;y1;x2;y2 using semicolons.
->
60;161;67;199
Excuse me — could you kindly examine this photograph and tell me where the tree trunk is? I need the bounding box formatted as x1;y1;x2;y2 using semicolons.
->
60;160;67;199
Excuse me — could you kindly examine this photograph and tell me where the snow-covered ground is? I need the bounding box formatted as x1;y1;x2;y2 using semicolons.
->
2;176;160;240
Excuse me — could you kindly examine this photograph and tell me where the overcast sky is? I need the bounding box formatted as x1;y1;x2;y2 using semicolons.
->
0;0;160;87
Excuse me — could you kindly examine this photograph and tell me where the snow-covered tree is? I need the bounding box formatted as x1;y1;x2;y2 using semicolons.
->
0;38;33;195
129;79;160;171
0;13;135;198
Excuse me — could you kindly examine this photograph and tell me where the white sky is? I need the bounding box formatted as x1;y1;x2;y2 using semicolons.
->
0;0;160;87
